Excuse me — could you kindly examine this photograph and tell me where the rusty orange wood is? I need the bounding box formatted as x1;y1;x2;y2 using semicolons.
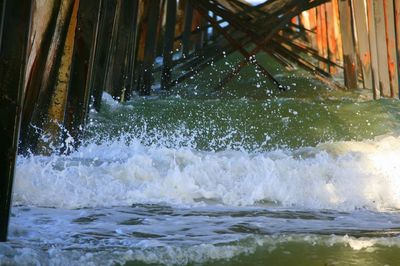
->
337;0;358;89
384;0;399;98
319;4;329;71
307;8;318;50
331;0;343;63
373;0;391;97
366;0;381;98
395;0;400;97
325;2;338;74
352;0;373;90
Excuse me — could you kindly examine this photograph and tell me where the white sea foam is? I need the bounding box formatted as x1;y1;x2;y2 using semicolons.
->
13;135;400;210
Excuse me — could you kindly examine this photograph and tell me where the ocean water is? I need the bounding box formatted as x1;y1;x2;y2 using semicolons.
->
3;58;400;265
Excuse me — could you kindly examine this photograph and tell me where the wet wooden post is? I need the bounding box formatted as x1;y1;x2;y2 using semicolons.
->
182;0;194;57
337;0;358;89
307;8;318;50
200;17;208;48
316;4;328;71
105;0;139;101
19;1;74;154
193;10;203;50
384;0;399;98
0;0;32;241
91;0;117;111
64;0;101;149
395;1;400;98
366;0;381;98
161;0;177;90
139;0;161;95
123;0;140;100
42;0;80;150
325;2;339;73
352;0;373;90
373;0;391;97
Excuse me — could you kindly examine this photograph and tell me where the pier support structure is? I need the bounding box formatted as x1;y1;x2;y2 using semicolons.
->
0;0;32;241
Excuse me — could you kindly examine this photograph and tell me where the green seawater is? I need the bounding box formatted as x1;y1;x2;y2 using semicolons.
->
4;52;400;266
88;53;400;151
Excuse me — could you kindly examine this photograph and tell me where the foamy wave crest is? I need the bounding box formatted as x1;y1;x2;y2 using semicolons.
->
14;135;400;210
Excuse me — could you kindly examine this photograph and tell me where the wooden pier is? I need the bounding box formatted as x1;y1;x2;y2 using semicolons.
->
1;0;400;241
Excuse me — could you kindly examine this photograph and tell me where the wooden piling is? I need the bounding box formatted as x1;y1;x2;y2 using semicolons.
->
182;0;194;57
325;2;339;74
366;0;381;98
64;0;101;149
352;0;373;90
373;0;391;97
316;4;328;71
161;0;177;90
105;0;139;101
395;0;400;98
383;0;399;98
19;0;70;153
138;0;161;96
337;0;358;89
43;0;80;149
91;0;117;111
0;0;32;241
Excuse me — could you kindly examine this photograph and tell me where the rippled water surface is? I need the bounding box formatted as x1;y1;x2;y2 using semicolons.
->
2;56;400;265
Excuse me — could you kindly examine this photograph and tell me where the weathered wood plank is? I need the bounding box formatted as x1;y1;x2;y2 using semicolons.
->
373;0;391;97
91;0;117;111
317;4;328;71
366;0;381;98
43;0;80;149
106;0;139;101
395;0;400;98
0;0;32;241
337;0;358;89
352;0;373;90
182;0;194;57
138;0;161;95
384;0;399;98
161;0;177;90
64;0;101;150
19;0;65;153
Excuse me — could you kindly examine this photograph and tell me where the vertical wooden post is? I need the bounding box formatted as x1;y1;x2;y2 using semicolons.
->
161;0;177;90
366;0;381;98
181;0;193;57
331;0;343;63
325;2;339;73
373;0;391;97
19;0;70;154
198;16;208;49
352;0;373;90
91;0;117;111
139;0;161;95
105;0;139;101
337;0;358;89
193;9;203;50
0;0;32;241
308;8;318;50
384;0;399;98
395;0;400;97
43;0;80;150
64;0;100;149
317;4;328;71
174;0;185;50
124;0;140;101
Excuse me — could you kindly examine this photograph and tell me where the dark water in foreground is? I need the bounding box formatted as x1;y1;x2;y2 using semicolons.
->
2;56;400;265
